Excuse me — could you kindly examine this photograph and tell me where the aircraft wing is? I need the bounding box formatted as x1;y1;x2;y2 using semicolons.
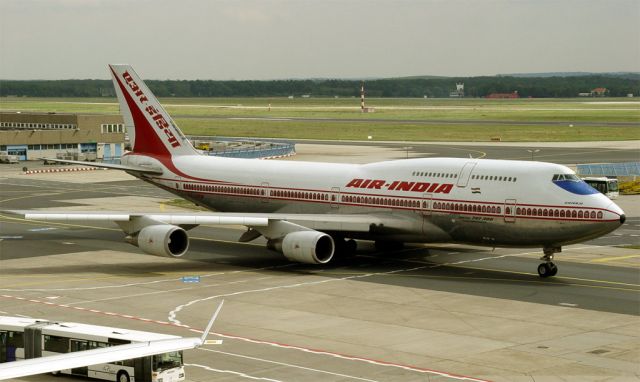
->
0;337;200;381
8;211;414;233
39;158;163;175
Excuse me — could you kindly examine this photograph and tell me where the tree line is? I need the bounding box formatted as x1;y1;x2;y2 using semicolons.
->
1;75;637;98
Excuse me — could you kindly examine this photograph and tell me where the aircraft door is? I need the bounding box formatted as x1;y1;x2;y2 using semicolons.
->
0;331;7;363
456;162;477;187
174;176;182;191
421;193;432;216
331;187;340;209
261;182;270;203
504;199;517;223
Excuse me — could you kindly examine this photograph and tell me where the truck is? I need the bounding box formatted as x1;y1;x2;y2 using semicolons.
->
0;152;19;164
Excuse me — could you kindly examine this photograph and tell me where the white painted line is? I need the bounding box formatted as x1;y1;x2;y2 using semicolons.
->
200;333;489;381
0;236;22;239
28;227;57;232
2;293;488;382
198;348;380;382
67;276;273;306
0;264;293;292
44;296;60;300
559;303;578;307
186;363;284;382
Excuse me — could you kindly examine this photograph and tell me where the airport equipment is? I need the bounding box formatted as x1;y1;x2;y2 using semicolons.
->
0;302;223;381
581;177;619;199
360;81;375;113
577;162;640;177
0;316;187;382
0;152;18;164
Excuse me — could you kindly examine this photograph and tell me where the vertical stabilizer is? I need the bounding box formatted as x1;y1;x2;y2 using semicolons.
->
109;65;197;157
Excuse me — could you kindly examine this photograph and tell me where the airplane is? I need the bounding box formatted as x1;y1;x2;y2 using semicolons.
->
12;64;626;278
0;301;223;380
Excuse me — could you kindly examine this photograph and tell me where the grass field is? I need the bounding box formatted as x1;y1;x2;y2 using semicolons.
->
1;97;638;142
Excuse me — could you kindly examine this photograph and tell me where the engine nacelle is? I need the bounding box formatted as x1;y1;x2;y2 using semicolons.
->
130;225;189;258
275;231;335;264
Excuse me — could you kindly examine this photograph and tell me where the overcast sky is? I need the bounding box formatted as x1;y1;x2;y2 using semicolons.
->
1;0;638;80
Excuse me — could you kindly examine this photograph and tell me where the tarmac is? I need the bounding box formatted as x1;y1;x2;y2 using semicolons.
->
0;142;638;382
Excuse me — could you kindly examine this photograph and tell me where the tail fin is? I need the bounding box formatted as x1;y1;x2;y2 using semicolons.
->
109;64;197;157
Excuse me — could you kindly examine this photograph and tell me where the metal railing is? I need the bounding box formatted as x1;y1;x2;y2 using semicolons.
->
576;162;640;176
188;136;296;159
100;137;296;163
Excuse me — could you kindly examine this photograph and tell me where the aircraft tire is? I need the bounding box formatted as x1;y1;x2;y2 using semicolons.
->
548;262;558;276
537;263;551;278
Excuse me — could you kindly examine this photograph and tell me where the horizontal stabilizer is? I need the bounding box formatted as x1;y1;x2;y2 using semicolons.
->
39;158;163;175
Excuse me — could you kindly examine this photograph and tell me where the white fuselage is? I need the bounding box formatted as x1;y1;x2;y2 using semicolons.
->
122;153;625;248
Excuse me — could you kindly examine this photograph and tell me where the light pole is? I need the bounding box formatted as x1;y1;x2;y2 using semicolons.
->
527;149;540;160
404;146;413;159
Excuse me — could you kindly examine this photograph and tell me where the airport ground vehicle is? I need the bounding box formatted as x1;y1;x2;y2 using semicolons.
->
0;152;18;164
582;177;619;199
0;316;185;382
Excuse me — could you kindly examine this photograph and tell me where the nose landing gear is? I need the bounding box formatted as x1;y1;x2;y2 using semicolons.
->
538;247;560;277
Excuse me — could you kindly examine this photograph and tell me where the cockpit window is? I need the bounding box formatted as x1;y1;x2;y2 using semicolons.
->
552;174;580;181
552;173;599;195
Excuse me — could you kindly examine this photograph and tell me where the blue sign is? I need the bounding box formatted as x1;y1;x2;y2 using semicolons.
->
181;276;201;283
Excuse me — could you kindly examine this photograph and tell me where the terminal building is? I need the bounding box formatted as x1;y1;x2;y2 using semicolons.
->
0;112;125;161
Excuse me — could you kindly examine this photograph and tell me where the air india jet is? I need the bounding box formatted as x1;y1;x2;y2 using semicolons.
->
14;65;626;278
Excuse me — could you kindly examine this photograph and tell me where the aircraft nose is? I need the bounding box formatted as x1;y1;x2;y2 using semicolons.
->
605;202;625;225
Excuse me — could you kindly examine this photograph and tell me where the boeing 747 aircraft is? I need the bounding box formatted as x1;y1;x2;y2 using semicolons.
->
15;65;626;278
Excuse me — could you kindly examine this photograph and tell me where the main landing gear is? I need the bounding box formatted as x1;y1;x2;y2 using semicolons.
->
331;237;358;263
537;246;560;277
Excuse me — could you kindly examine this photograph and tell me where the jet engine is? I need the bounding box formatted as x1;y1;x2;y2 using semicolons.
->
268;231;335;264
128;224;189;258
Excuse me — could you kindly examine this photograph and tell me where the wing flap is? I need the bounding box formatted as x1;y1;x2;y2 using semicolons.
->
9;211;411;233
23;213;132;222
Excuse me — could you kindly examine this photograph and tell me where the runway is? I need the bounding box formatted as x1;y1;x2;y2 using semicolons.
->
1;143;639;382
175;114;640;128
293;140;640;164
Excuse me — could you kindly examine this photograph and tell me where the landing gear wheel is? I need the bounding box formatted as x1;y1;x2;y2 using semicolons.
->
330;238;357;264
537;262;558;278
